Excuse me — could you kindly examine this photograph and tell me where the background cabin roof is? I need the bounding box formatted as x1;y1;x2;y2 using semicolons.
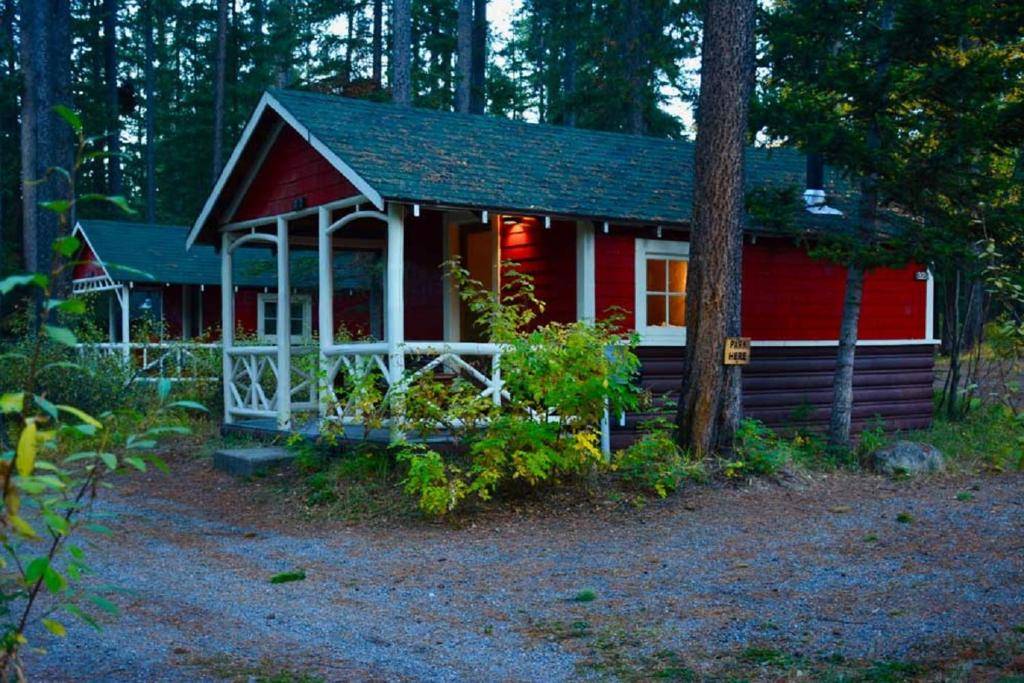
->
265;88;843;227
76;220;376;289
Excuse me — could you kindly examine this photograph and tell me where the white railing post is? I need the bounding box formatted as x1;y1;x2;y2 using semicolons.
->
118;285;130;361
276;216;292;431
386;203;406;440
221;232;235;424
491;349;502;406
220;237;235;423
317;206;333;421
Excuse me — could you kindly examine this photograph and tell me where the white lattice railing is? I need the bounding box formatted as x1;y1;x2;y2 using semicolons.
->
320;341;507;425
225;345;318;420
76;342;220;383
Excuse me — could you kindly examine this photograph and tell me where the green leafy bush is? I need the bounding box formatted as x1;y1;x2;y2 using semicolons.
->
387;261;641;516
725;419;795;477
614;418;704;497
0;113;206;675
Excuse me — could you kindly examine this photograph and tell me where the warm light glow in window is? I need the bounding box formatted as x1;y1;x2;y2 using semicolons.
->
645;258;687;327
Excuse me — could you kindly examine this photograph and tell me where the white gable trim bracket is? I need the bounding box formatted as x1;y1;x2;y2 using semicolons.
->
71;221;117;286
187;91;384;250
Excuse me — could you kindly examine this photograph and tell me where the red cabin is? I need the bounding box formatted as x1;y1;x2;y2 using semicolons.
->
183;89;936;443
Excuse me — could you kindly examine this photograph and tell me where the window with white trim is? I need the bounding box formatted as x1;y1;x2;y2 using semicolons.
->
257;293;312;343
635;239;689;344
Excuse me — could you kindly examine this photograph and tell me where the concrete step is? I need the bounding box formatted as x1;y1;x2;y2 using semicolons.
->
213;446;294;477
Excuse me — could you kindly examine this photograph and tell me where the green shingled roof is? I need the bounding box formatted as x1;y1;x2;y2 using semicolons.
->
268;88;837;226
77;220;375;289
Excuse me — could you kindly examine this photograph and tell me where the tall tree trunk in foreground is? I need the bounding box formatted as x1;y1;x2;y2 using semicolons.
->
212;0;228;182
623;0;645;135
827;1;893;450
372;0;383;88
469;0;486;114
0;0;16;265
560;0;577;127
20;0;73;281
102;0;121;195
391;0;412;105
674;0;755;456
455;0;472;112
143;0;157;223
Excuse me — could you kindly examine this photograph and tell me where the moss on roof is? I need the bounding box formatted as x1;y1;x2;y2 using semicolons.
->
269;88;843;227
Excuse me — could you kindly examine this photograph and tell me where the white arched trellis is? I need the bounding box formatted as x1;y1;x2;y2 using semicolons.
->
316;205;397;424
220;223;300;429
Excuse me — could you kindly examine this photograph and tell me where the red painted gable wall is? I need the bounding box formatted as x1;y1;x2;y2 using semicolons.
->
500;217;577;326
72;244;105;280
232;126;359;222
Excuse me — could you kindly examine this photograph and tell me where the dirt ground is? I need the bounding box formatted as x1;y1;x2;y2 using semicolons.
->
21;442;1024;682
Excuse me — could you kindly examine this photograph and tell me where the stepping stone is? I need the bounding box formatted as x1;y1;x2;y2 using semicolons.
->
213;447;293;477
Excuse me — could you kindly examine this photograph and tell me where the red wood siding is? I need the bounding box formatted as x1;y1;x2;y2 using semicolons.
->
404;211;444;340
162;285;183;338
232;126;359;222
595;230;635;330
594;234;928;341
742;239;926;340
500;217;576;325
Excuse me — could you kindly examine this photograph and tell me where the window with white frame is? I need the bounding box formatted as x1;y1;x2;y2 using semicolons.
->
635;239;689;344
257;293;312;343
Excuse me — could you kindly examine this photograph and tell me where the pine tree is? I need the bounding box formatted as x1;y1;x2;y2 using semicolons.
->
674;0;755;455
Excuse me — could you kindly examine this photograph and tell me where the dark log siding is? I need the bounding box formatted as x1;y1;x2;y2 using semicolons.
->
611;344;935;450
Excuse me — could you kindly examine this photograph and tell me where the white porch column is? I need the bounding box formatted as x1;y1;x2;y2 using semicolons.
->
118;285;130;360
386;203;405;439
220;233;235;425
576;220;596;322
107;292;116;343
317;206;333;420
276;216;292;430
441;218;460;342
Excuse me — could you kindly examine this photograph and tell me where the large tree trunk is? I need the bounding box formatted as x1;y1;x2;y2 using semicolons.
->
455;0;472;112
623;0;645;135
102;0;121;195
826;1;893;450
674;0;755;456
560;0;577;127
212;0;228;182
469;0;486;114
143;0;157;223
0;0;18;268
391;0;412;105
372;0;383;88
20;0;73;281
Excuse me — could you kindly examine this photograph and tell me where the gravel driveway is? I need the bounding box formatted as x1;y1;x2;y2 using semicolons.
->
22;460;1024;682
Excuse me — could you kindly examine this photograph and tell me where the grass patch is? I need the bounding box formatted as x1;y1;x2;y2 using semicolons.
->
288;442;418;523
186;653;324;682
523;613;1024;682
956;491;975;502
896;512;914;524
908;403;1024;472
573;589;598;603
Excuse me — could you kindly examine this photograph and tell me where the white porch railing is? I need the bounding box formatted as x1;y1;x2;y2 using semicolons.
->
320;341;507;425
76;342;220;383
225;345;318;420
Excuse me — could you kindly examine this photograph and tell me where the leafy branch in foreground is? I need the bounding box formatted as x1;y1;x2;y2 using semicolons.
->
0;109;204;679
